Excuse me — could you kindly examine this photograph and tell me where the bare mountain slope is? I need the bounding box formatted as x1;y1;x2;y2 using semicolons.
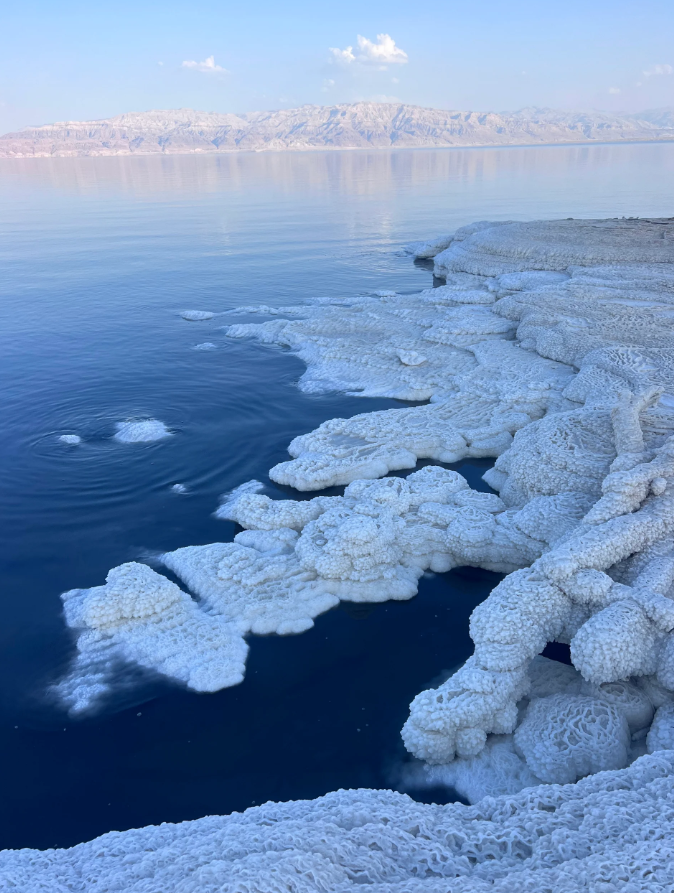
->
1;102;673;157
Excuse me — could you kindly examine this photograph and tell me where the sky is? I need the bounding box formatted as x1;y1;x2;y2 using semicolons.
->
1;0;673;133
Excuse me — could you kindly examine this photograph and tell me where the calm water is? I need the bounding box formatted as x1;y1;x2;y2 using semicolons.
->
1;143;673;850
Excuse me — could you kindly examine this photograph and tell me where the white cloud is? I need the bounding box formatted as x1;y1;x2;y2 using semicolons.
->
643;63;673;77
330;33;408;68
181;55;227;74
330;46;356;65
608;87;621;94
321;78;336;93
357;34;408;66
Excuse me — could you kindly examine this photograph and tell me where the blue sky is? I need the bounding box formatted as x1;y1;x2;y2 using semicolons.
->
1;0;673;132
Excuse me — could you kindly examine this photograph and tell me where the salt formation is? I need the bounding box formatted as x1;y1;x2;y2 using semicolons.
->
52;218;674;884
222;218;674;791
58;434;81;444
113;419;172;443
192;341;217;350
55;562;248;713
4;752;674;891
180;309;215;320
170;483;188;493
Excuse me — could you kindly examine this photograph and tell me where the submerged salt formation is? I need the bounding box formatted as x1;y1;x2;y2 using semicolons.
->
4;752;674;890
180;309;215;321
113;419;172;443
18;216;674;886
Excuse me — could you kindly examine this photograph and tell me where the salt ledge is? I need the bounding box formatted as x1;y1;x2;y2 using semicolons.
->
31;217;674;889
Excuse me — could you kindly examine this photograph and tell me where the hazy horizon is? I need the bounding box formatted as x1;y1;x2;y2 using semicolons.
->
5;99;674;134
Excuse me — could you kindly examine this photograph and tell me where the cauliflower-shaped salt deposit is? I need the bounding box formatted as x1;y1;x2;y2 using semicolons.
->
513;693;631;784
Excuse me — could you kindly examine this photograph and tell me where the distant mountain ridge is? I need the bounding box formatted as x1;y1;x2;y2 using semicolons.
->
2;102;674;158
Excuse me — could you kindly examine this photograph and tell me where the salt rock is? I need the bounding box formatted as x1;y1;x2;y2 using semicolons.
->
59;433;82;445
514;693;630;784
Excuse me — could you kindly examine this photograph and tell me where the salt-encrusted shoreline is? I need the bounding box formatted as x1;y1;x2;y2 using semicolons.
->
8;217;674;890
3;754;674;889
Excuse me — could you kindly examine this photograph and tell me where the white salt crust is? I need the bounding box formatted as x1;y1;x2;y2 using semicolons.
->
113;419;172;443
58;434;81;445
4;752;674;891
46;218;674;886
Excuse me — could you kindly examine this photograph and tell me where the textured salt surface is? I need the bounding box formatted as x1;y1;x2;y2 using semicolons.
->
27;216;674;888
4;753;674;891
113;419;172;443
58;434;81;445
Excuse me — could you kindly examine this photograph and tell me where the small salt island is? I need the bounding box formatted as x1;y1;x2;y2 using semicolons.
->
113;419;172;443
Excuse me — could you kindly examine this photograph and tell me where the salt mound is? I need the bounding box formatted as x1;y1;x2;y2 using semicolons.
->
171;483;188;493
192;341;217;350
114;419;172;443
59;434;81;445
180;310;215;321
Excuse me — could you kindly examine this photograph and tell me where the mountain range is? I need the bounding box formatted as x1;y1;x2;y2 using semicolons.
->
1;103;674;158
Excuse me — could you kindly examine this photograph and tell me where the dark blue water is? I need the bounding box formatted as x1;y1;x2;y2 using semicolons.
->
1;143;673;850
